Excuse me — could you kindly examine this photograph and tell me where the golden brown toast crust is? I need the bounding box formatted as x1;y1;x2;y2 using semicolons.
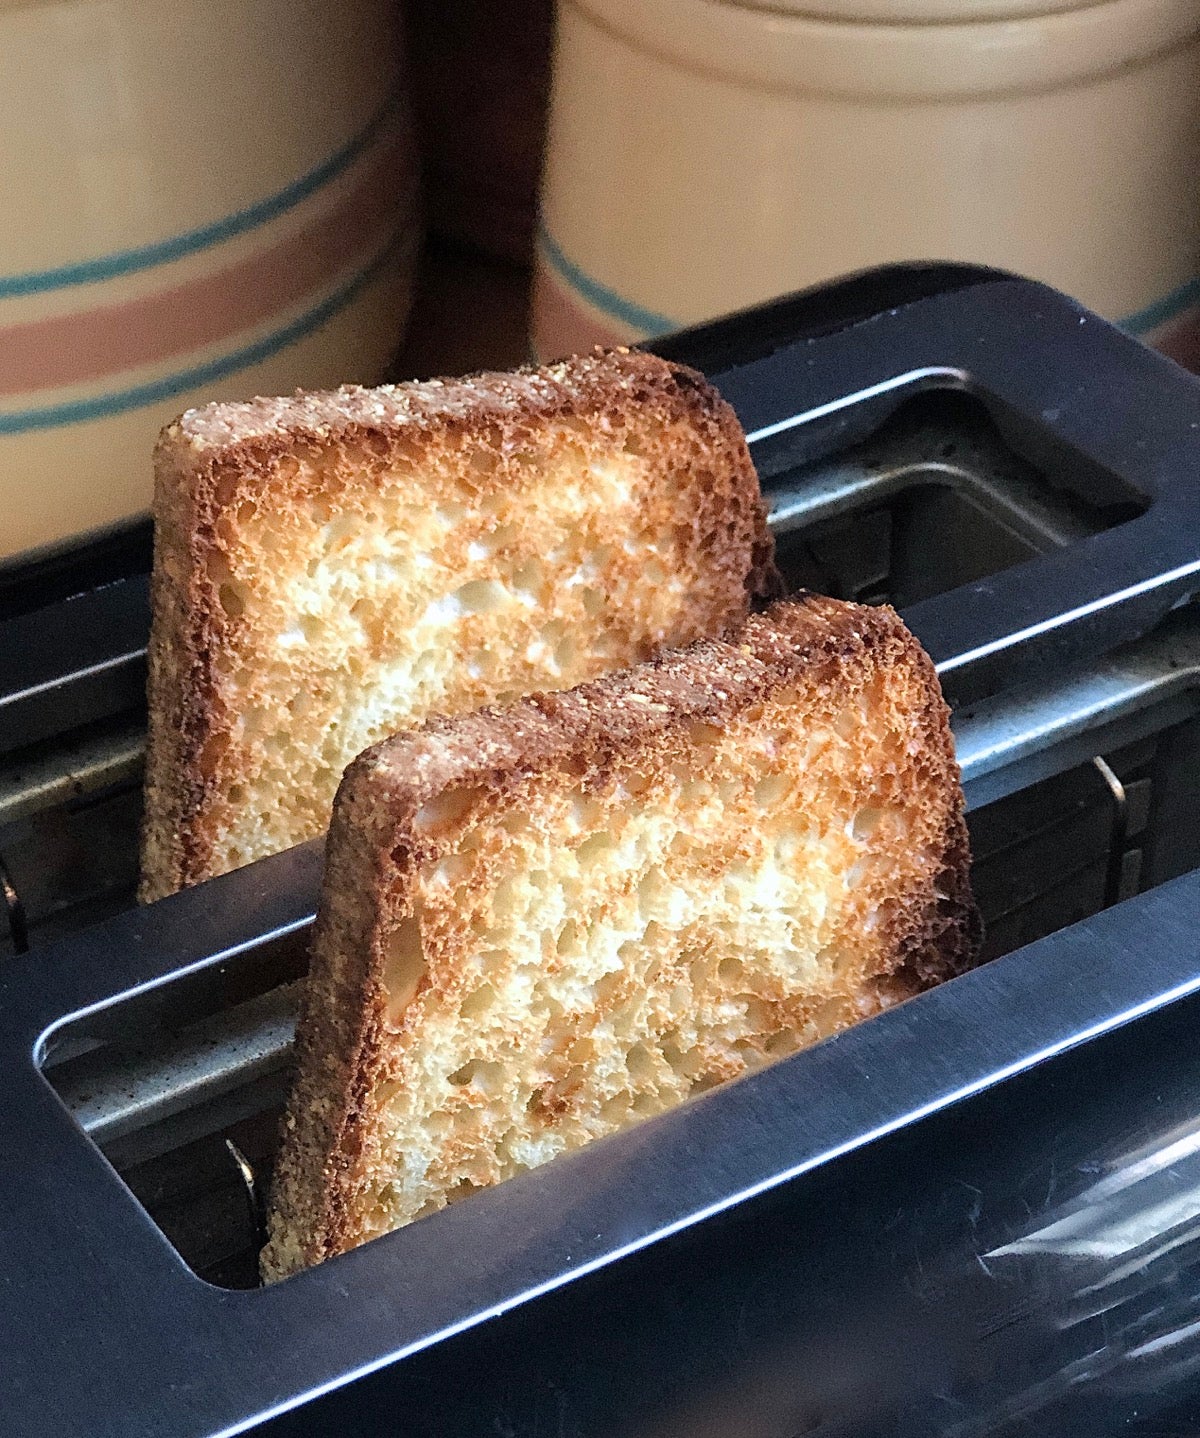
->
140;349;775;900
261;595;979;1282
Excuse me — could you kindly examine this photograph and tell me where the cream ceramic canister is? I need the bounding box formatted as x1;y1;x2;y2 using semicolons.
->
0;0;419;563
533;0;1200;363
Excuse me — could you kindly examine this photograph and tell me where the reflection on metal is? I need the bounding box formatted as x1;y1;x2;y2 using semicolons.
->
1092;757;1128;909
53;980;301;1157
954;610;1200;810
0;852;27;953
0;719;143;829
949;1119;1200;1434
225;1138;267;1268
0;719;144;952
990;1122;1200;1266
767;422;1092;553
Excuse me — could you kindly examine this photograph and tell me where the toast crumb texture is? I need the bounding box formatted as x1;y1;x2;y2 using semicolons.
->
261;595;979;1282
139;350;773;900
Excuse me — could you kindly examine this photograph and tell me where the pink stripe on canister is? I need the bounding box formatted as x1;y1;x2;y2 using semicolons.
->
0;138;414;397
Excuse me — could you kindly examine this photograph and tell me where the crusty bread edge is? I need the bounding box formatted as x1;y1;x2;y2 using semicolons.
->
139;429;213;903
139;349;777;901
260;595;980;1282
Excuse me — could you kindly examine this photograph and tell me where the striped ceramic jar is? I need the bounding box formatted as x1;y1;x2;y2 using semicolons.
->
533;0;1200;367
0;0;419;562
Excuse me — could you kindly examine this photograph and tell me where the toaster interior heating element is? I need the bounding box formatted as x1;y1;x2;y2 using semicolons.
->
5;267;1200;1438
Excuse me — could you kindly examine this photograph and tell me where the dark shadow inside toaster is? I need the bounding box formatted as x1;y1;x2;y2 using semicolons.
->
31;385;1185;1291
765;390;1144;610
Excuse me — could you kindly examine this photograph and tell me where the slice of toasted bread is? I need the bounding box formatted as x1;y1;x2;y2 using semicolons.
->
260;594;979;1282
139;350;774;901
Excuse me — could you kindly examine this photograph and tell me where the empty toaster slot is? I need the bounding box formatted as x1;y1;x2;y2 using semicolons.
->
767;392;1145;609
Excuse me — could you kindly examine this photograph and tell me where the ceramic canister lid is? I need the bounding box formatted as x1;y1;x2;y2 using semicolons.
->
576;0;1200;98
713;0;1140;20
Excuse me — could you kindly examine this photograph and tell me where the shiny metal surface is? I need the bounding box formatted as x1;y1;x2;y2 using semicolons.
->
7;848;1200;1437
766;408;1093;552
52;980;300;1158
0;718;142;828
283;947;1200;1438
0;572;148;756
955;608;1200;809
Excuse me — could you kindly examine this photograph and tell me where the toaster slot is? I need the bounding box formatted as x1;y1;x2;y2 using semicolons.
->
767;392;1141;610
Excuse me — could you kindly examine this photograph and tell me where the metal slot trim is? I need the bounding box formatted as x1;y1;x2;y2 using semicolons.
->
745;365;969;447
0;719;143;829
768;453;1092;553
955;611;1200;806
50;981;301;1146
